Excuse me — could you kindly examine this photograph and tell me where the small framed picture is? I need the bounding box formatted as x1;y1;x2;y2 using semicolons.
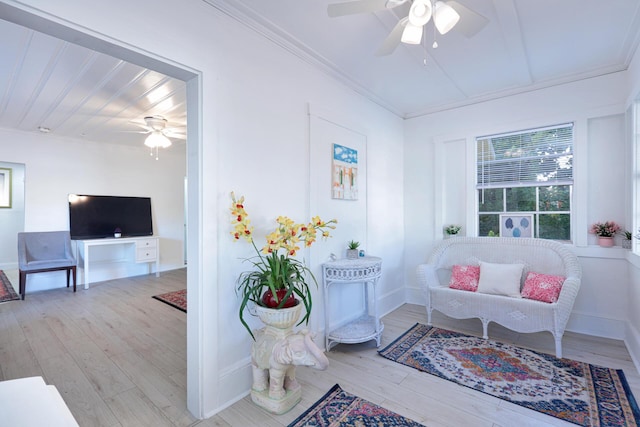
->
500;214;533;238
0;168;11;208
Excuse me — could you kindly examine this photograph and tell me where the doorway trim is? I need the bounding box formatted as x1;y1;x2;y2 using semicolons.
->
0;2;209;418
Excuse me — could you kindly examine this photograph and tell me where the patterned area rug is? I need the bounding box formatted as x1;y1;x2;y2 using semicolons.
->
379;323;640;427
288;384;424;427
0;270;19;303
152;289;186;312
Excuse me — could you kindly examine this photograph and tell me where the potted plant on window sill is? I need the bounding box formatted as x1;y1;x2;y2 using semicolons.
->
590;221;620;247
623;230;632;249
444;225;461;239
230;192;337;339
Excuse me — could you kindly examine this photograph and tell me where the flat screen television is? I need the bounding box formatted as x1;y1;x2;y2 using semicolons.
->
68;194;153;239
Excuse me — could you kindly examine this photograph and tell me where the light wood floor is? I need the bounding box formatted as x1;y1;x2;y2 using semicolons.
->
1;269;638;426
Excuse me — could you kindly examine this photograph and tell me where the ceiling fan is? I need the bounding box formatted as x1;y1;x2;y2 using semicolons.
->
128;115;186;159
327;0;488;56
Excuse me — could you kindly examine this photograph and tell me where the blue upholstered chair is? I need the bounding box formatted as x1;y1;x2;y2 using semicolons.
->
17;231;77;300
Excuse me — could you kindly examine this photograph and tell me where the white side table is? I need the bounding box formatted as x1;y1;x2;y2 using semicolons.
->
322;256;383;351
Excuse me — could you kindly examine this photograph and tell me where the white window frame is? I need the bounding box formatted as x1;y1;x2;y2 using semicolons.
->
476;123;574;240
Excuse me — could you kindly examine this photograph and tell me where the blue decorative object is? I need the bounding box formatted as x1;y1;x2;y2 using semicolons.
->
513;228;522;237
520;217;530;228
505;218;514;229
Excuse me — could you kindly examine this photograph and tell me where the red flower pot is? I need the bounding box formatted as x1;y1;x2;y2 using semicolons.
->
261;289;297;308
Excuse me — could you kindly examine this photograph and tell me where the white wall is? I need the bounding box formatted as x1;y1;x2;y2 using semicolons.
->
404;72;630;339
0;160;24;269
0;127;186;290
624;37;640;368
1;0;404;417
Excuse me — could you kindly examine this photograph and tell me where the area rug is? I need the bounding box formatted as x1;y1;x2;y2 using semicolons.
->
288;383;424;427
379;323;640;427
0;270;19;303
152;289;186;312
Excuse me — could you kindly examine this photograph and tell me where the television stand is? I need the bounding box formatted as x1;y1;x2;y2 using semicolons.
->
74;236;159;289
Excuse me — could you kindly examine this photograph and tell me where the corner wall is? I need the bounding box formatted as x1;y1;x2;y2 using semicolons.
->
404;72;630;339
0;127;186;291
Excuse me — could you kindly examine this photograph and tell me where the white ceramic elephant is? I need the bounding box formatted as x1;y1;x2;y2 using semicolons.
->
251;328;329;400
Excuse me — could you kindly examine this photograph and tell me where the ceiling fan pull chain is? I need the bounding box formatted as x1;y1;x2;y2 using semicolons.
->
432;0;438;48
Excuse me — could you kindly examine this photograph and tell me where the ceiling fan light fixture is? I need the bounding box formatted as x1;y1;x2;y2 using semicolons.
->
434;1;460;35
408;0;432;26
145;131;172;149
401;22;423;44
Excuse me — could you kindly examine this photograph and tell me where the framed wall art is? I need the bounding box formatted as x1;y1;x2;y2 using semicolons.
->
0;167;11;208
332;143;358;200
500;213;533;238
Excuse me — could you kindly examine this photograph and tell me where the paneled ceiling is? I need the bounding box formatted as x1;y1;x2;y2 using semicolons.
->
1;0;639;149
212;0;640;117
0;17;187;149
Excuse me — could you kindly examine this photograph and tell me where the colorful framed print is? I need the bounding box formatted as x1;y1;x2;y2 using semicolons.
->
332;143;358;200
500;214;533;238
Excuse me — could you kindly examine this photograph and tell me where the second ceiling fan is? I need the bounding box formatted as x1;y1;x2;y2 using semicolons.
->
328;0;488;55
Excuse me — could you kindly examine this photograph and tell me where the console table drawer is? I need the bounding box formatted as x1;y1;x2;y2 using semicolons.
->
136;238;157;249
136;247;157;262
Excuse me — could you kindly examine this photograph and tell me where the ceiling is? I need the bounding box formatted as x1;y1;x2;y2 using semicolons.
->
1;0;639;149
0;17;187;148
212;0;640;117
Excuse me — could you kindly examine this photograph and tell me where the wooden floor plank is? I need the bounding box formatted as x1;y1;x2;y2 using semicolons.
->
1;269;639;427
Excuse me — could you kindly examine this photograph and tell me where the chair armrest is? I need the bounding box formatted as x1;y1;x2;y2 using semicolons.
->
17;234;27;270
417;264;444;289
555;276;581;329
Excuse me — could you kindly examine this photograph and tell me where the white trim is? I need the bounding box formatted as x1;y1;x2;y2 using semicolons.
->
0;4;209;419
625;322;640;375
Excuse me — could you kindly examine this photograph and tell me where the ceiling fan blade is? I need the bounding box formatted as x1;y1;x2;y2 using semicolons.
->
117;129;150;135
163;130;187;140
376;17;407;56
447;1;488;38
328;0;389;17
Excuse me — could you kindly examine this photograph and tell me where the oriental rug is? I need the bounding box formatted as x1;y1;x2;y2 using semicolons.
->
288;384;424;427
379;323;640;427
0;270;19;303
152;289;186;312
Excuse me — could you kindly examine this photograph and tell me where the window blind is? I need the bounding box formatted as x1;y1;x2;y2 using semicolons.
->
477;123;574;189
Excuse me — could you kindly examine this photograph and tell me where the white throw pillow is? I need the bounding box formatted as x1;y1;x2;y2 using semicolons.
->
477;262;524;298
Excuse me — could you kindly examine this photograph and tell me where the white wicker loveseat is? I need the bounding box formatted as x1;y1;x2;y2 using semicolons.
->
416;237;582;358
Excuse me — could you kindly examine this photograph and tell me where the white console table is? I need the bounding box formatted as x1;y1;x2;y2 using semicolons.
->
74;236;159;289
322;256;383;351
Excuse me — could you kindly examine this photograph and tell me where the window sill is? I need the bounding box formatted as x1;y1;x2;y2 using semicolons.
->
572;245;630;259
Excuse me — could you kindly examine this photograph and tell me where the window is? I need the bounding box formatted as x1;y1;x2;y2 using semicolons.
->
477;123;573;240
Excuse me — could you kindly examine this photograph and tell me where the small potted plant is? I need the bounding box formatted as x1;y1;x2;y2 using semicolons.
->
346;240;360;259
623;230;632;249
114;227;122;238
445;225;461;238
590;221;620;247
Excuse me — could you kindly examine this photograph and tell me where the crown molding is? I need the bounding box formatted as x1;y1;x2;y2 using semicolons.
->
202;0;404;117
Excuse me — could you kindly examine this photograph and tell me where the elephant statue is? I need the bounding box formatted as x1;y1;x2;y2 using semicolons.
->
251;328;329;400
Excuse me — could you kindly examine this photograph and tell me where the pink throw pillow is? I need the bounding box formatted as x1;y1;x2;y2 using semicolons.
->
521;272;565;303
449;265;480;292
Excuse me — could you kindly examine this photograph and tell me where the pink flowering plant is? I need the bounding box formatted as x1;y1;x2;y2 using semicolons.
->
230;192;337;338
590;221;621;237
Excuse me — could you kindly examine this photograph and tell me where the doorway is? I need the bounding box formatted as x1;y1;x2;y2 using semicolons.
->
0;4;205;418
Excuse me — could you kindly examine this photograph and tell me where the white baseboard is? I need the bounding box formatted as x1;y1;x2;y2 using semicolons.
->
565;311;626;340
404;286;425;306
208;356;252;419
0;262;17;270
624;323;640;374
